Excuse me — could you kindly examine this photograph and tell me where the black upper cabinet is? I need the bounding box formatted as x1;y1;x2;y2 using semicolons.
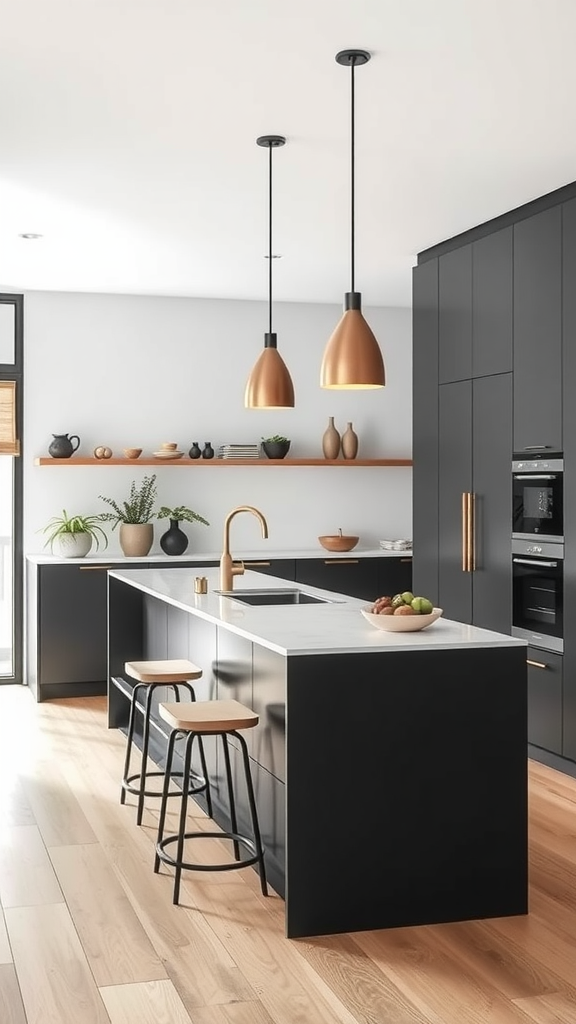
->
438;245;472;384
472;227;513;378
513;207;562;454
562;198;576;761
412;260;439;604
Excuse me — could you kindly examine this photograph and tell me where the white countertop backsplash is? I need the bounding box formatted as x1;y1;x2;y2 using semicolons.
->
109;566;525;658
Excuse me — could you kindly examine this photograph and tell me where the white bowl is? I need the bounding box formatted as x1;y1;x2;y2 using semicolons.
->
361;606;443;632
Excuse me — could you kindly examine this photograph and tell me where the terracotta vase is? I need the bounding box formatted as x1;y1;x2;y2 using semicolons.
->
322;417;341;460
119;523;153;557
341;422;359;460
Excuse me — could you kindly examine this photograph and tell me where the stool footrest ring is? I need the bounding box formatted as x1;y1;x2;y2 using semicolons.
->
122;770;206;800
156;831;261;873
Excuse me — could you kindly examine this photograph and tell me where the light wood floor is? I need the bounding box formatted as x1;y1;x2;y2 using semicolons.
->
1;687;576;1024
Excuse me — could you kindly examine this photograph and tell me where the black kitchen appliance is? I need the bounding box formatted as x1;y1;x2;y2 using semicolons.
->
512;539;563;653
512;454;563;542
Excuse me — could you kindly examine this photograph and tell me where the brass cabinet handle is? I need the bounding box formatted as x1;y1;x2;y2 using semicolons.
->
527;659;548;669
470;492;476;572
323;559;359;565
78;565;114;571
244;561;271;567
400;558;412;563
462;492;470;572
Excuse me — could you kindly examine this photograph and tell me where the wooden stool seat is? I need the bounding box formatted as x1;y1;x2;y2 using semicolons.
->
159;699;259;733
155;698;267;905
125;659;202;683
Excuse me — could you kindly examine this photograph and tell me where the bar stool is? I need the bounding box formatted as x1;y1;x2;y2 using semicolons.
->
121;658;211;826
154;698;268;905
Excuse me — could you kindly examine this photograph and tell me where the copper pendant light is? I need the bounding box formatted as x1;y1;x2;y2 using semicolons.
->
320;50;386;390
245;135;295;409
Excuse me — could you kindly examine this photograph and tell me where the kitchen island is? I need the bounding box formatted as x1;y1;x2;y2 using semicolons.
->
108;565;528;938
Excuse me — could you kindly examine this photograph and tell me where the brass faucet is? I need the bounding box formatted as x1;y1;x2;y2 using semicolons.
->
220;505;269;591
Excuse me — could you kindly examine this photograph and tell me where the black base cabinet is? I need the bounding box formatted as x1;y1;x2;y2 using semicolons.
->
295;557;412;604
527;647;563;756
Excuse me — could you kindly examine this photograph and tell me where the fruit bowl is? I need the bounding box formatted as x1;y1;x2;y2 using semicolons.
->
318;534;359;552
360;606;443;632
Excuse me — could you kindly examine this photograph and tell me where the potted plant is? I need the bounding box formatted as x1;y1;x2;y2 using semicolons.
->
157;504;210;556
97;474;158;556
261;435;291;459
41;509;109;559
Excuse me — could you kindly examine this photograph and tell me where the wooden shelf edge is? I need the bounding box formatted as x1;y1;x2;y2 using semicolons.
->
34;457;413;467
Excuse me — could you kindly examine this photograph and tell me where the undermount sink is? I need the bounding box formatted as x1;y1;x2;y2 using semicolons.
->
215;588;333;606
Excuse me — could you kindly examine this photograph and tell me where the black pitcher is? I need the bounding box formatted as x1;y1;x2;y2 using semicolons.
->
48;433;80;458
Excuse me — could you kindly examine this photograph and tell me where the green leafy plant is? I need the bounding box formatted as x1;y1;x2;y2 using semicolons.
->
97;474;157;529
261;435;290;443
157;505;210;526
41;510;108;551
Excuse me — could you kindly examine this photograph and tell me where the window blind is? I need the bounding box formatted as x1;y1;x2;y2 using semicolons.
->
0;380;20;455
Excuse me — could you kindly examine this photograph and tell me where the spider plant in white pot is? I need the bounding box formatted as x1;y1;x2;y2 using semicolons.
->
41;510;108;559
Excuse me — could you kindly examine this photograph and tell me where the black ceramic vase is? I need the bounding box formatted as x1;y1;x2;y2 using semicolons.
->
188;442;201;459
160;519;189;556
202;442;214;459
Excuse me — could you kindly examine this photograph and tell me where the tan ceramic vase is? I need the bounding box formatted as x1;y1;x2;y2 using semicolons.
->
341;421;359;460
119;523;154;557
322;416;341;460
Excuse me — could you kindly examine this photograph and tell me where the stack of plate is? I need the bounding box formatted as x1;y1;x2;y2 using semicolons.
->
218;444;260;460
379;539;412;551
153;449;185;460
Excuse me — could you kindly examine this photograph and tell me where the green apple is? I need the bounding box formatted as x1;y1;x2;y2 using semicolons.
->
411;596;434;615
401;591;415;605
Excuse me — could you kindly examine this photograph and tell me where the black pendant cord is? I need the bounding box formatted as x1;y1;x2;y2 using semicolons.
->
268;141;273;336
350;58;355;295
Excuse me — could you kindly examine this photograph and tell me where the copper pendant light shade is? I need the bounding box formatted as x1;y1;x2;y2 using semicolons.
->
245;135;295;409
321;50;386;390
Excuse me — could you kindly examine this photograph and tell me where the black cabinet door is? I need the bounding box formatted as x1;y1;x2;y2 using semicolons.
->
472;373;513;634
242;559;296;582
39;564;112;685
513;207;562;453
412;260;439;604
377;558;413;599
562;197;576;763
438;244;472;384
472;227;513;378
438;381;473;622
527;647;563;756
295;558;378;602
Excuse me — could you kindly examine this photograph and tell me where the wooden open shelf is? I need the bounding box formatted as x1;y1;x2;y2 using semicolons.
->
34;457;413;467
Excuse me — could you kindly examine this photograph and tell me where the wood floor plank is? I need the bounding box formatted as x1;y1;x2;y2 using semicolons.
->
0;908;12;963
0;825;63;907
21;758;97;847
0;963;27;1024
100;979;193;1024
5;903;110;1024
49;842;167;986
0;779;36;828
513;992;576;1023
190;1002;277;1024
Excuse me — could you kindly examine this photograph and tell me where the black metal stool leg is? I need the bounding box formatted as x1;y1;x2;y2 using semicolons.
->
221;734;240;861
175;682;212;816
136;683;156;825
237;731;268;896
121;682;144;804
173;731;195;905
154;727;179;873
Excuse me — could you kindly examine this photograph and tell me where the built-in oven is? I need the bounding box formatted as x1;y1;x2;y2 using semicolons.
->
512;455;563;542
512;539;563;653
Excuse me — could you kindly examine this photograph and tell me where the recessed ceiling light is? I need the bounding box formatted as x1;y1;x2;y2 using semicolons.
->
18;233;43;240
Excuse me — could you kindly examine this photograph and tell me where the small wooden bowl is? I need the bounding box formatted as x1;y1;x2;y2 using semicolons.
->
318;535;359;552
123;448;142;460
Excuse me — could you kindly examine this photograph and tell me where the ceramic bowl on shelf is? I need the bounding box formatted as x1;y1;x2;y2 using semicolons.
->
123;448;142;460
318;534;359;552
153;450;184;460
361;606;443;632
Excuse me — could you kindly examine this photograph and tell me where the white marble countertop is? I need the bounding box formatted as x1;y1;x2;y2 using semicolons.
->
109;566;526;657
27;547;412;565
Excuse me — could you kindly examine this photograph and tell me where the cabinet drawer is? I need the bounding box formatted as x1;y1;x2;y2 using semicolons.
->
377;558;413;599
527;646;562;756
242;559;295;582
295;558;378;601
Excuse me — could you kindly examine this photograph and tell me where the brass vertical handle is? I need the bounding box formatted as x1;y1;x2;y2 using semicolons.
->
462;493;470;572
469;492;476;572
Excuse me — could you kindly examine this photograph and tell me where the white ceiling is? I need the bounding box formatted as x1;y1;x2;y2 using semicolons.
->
2;0;576;306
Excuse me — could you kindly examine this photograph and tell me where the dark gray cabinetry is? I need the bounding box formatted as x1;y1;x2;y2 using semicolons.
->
295;557;377;601
243;558;295;580
513;207;562;453
377;558;412;598
562;197;576;761
438;244;472;383
527;647;562;756
438;374;513;633
412;260;439;605
472;227;513;378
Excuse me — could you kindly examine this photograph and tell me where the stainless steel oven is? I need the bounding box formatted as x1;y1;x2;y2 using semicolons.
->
512;455;563;542
512;539;563;653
